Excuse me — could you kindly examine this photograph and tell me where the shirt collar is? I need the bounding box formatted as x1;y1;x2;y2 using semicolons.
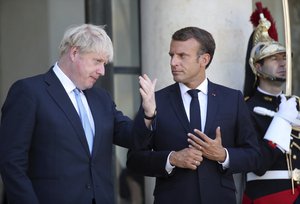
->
257;86;282;97
53;62;76;94
179;78;208;95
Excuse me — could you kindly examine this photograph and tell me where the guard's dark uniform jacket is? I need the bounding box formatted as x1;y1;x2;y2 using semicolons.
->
243;90;300;204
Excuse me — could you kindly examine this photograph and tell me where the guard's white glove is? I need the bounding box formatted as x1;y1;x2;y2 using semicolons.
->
276;94;298;124
263;94;298;152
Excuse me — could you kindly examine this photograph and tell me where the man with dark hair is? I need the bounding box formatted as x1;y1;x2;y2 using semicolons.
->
127;26;260;204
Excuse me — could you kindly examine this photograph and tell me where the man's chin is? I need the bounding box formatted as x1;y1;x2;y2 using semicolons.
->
83;83;94;90
173;75;182;83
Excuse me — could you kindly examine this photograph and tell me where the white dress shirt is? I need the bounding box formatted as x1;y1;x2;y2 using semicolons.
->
52;63;95;134
165;79;229;173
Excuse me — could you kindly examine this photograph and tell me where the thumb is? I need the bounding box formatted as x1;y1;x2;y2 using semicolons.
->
280;94;287;103
215;126;221;141
152;78;157;88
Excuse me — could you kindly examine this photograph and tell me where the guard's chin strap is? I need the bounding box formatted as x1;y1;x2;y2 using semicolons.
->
256;70;286;82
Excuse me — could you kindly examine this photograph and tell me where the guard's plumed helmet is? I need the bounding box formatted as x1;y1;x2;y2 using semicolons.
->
243;2;283;97
248;13;286;81
249;41;286;77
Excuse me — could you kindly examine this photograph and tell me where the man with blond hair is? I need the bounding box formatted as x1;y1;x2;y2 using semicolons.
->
0;24;156;204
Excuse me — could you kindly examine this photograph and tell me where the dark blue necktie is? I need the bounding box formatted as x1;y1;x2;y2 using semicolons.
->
187;89;201;131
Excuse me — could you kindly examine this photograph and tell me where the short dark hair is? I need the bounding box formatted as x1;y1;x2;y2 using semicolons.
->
172;27;216;68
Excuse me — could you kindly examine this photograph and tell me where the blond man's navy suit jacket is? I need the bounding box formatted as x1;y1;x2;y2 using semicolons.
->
0;68;151;204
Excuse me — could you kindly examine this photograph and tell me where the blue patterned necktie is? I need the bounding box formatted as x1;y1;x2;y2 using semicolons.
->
187;89;201;131
73;88;94;153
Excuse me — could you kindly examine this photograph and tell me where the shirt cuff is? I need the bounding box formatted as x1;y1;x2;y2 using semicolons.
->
218;148;229;169
165;151;175;174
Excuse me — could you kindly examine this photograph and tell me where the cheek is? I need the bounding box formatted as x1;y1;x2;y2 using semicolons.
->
74;64;90;82
264;64;276;73
79;60;94;73
187;62;200;74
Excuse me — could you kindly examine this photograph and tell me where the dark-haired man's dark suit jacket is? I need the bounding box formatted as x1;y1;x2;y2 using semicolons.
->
0;68;151;204
127;80;260;204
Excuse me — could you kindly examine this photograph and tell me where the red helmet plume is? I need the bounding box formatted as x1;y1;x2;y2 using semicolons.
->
250;2;278;41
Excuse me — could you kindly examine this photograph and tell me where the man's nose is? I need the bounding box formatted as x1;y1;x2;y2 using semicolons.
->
97;63;105;76
170;56;179;66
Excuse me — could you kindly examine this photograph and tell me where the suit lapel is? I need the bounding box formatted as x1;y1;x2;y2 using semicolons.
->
83;89;103;157
204;81;218;137
44;69;91;156
169;83;190;133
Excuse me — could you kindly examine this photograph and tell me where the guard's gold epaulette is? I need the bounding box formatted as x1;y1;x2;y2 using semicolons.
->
244;96;250;101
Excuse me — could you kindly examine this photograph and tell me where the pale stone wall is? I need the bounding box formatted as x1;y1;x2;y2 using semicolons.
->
140;0;253;92
0;0;84;106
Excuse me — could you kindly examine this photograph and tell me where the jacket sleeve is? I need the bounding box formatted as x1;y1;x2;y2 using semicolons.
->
0;80;40;204
226;91;261;173
126;106;171;178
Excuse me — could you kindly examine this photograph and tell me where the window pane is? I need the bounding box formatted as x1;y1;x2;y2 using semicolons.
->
112;0;140;67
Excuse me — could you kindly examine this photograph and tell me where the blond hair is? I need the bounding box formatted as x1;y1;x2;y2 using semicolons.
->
59;24;113;62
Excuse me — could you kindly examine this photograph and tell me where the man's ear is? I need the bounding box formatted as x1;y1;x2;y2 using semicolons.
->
201;53;211;67
69;46;78;61
255;63;262;72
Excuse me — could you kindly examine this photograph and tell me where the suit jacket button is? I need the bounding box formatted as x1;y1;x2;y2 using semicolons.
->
86;184;92;189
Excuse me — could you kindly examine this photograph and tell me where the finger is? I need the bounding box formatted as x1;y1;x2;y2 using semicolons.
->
187;133;206;147
188;144;197;150
190;165;197;170
142;74;150;81
188;145;203;158
192;151;203;162
188;139;202;151
188;130;202;141
187;133;202;144
190;158;200;166
139;79;149;90
198;155;203;162
139;75;151;86
139;75;147;84
193;129;211;143
139;87;146;97
188;132;201;142
141;74;155;86
140;77;156;94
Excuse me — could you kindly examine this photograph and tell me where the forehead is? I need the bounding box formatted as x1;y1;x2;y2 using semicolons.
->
264;52;286;60
84;51;108;61
169;38;200;53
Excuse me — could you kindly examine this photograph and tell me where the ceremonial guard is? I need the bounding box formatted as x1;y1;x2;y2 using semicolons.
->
242;2;300;204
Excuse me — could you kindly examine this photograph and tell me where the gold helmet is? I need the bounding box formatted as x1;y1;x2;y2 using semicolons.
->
249;41;286;76
244;2;279;97
248;14;286;81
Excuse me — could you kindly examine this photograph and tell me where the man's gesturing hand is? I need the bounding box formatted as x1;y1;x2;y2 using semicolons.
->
187;127;226;162
139;74;157;118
